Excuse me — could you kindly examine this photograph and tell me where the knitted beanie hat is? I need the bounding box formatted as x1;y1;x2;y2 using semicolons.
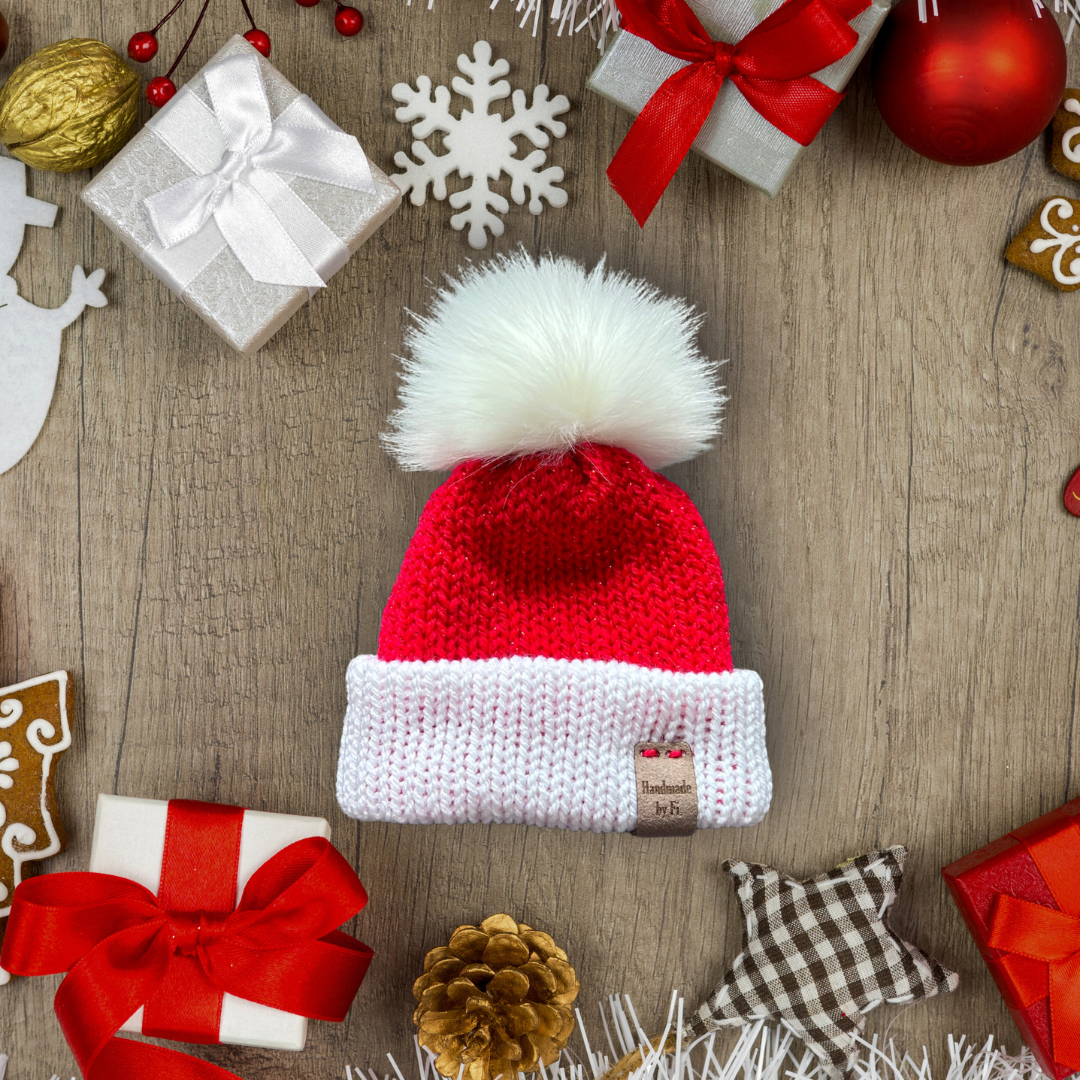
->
336;253;770;833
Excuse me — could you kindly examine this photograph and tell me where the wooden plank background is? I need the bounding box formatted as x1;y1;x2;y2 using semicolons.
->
2;0;1078;1075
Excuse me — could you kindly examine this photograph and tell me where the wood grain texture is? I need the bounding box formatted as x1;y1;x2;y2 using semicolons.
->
1;1;1078;1075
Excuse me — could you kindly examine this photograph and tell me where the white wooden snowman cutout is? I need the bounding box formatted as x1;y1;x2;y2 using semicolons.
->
0;157;107;476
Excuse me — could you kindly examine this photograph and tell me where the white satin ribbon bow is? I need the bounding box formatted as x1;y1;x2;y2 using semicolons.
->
142;51;376;293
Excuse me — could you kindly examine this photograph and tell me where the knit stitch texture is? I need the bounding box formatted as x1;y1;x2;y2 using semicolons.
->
338;655;769;831
378;444;733;673
337;443;771;831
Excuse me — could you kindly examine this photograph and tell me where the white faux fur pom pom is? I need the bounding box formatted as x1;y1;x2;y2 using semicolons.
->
383;252;725;471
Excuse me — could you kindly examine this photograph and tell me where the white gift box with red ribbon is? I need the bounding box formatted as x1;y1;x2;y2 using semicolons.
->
89;794;331;1050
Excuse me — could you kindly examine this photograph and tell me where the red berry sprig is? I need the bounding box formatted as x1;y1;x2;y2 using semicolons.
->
127;0;220;106
127;31;158;62
239;0;272;55
334;4;363;35
146;75;177;106
129;0;364;107
294;0;366;35
243;28;272;55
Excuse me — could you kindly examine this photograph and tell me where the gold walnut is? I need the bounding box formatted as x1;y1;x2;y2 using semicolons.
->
0;39;138;172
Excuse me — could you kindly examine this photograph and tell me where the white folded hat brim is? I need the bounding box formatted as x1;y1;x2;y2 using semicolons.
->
337;654;770;833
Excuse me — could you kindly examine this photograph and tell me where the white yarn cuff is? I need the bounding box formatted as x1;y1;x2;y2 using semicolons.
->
336;655;771;832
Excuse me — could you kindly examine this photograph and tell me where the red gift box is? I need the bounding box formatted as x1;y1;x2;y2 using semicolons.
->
942;797;1080;1080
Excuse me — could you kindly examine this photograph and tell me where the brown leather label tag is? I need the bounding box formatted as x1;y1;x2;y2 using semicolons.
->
633;741;698;836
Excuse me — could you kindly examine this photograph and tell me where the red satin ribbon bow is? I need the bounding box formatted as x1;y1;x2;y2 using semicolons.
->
608;0;869;225
0;800;373;1080
986;817;1080;1071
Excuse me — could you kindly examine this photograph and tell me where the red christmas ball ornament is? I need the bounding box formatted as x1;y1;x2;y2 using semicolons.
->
127;31;159;62
146;76;177;108
244;28;272;57
296;0;321;6
872;0;1066;166
0;9;9;62
334;5;364;35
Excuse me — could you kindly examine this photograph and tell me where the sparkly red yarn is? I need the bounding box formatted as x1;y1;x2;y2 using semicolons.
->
377;443;734;674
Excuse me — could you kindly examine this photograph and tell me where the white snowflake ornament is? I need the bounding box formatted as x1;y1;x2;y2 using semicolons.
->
391;41;570;248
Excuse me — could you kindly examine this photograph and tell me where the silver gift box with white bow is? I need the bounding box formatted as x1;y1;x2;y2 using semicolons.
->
82;36;401;354
587;0;891;199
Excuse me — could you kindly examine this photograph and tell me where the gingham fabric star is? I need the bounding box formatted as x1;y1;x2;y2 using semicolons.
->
685;847;959;1080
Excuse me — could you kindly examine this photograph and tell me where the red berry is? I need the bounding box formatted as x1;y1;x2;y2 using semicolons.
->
127;31;159;62
146;76;177;107
295;0;321;6
244;28;272;56
334;5;363;35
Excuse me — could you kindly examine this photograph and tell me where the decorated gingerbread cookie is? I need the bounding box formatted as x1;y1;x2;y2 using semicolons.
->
1052;90;1080;181
1006;198;1080;291
0;670;72;985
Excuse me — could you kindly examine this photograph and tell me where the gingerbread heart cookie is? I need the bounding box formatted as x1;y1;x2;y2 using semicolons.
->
0;670;72;984
1006;198;1080;291
1052;89;1080;181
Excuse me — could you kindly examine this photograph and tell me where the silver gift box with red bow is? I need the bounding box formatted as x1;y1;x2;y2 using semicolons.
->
587;0;892;199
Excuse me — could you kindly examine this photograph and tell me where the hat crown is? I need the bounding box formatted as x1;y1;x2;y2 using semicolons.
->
377;444;733;675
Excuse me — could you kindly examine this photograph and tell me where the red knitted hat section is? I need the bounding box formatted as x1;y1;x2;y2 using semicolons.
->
377;444;733;674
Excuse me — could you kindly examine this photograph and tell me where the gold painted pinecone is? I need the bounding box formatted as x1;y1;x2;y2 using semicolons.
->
413;914;580;1080
0;39;138;171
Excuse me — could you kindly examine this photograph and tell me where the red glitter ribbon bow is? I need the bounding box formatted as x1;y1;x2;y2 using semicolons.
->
0;800;373;1080
986;817;1080;1071
608;0;869;225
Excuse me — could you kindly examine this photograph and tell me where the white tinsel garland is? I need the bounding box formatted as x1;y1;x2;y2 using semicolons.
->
411;0;1080;48
1;996;1047;1080
915;0;1077;45
0;1056;74;1080
350;994;1050;1080
406;0;621;42
1051;0;1080;42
